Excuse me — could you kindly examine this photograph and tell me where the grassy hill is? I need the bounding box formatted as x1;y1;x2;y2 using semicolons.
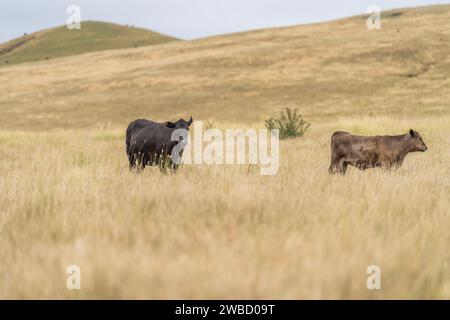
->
1;5;449;130
0;21;177;66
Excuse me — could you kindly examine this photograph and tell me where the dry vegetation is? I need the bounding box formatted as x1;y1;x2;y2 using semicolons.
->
0;5;449;299
1;117;449;299
1;6;450;130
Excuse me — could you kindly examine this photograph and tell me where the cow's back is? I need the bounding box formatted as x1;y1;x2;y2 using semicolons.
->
127;119;157;138
330;131;352;147
331;131;382;161
126;119;175;156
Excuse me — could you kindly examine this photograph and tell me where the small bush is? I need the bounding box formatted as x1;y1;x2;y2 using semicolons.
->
264;108;311;139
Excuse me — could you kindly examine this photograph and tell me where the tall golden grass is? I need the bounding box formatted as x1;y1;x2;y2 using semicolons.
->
1;116;448;299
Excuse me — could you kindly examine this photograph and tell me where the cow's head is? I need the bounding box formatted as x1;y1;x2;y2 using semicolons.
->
166;117;193;130
409;129;427;152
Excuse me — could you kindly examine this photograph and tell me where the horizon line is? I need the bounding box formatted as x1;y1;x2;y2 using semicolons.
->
0;3;447;45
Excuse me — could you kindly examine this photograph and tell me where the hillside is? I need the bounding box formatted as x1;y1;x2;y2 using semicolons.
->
0;5;450;130
0;21;177;66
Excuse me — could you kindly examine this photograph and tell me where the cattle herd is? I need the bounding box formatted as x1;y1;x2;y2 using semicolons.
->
126;118;427;175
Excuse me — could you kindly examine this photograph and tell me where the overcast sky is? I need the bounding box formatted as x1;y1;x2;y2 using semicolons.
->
1;0;449;42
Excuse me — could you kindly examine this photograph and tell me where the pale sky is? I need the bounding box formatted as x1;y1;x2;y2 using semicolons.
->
0;0;449;42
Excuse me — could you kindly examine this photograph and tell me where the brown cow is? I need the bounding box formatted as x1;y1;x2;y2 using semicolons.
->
329;129;427;175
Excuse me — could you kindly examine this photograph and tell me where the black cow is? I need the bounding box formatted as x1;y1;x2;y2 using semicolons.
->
126;117;193;170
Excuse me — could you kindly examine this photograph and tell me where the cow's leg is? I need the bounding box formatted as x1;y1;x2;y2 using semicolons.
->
385;160;402;170
329;156;348;175
329;163;340;174
128;153;137;170
171;160;179;172
392;162;402;170
159;154;174;173
133;153;146;172
329;154;342;175
354;161;368;171
127;142;141;171
170;153;182;172
144;153;157;168
128;152;141;171
339;158;349;175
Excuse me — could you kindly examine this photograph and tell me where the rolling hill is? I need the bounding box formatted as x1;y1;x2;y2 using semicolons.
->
0;5;449;130
0;21;177;66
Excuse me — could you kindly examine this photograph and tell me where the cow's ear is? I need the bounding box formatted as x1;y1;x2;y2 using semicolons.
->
188;116;193;126
409;129;415;137
166;121;176;128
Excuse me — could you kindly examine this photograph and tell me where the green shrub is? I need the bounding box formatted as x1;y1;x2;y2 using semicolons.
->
265;108;311;139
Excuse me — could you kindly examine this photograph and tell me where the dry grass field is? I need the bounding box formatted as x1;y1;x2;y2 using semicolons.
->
0;5;450;299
